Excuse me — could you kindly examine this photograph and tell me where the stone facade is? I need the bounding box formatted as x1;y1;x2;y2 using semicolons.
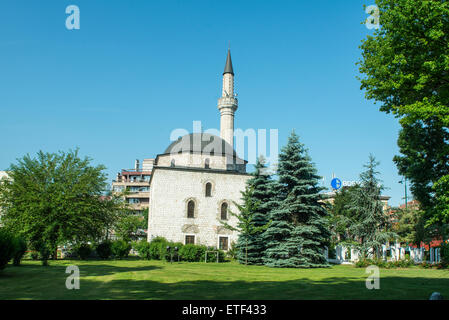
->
147;165;250;249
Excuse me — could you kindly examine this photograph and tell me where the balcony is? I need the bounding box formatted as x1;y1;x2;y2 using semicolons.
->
112;179;150;184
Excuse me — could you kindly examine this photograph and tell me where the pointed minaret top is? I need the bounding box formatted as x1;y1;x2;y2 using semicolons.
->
223;49;234;75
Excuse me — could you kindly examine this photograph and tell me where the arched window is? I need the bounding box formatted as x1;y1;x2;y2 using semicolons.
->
205;158;210;169
187;200;195;218
205;183;212;197
170;159;175;167
221;202;228;220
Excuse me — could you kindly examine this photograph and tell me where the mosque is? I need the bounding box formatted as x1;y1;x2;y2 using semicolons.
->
147;50;250;250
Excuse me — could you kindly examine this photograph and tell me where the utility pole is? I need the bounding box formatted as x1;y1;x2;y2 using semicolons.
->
399;177;408;209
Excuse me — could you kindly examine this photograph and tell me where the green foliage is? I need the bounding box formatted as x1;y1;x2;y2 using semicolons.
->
75;243;92;260
12;236;27;266
392;207;426;244
202;248;225;263
420;261;433;269
95;241;112;259
114;214;146;242
111;240;131;259
178;244;225;262
0;149;124;258
264;131;330;268
35;241;51;266
328;186;359;242
220;184;271;265
347;155;396;258
132;238;185;261
234;157;275;265
0;228;16;270
327;245;336;260
227;241;237;260
355;258;414;268
179;244;205;262
358;0;449;229
133;240;152;260
148;237;169;260
432;175;449;226
440;241;449;266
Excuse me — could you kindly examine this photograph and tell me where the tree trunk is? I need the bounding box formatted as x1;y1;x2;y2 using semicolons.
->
245;239;248;265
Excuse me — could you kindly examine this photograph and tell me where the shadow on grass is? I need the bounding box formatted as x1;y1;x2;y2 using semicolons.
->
2;261;449;300
73;275;449;300
0;261;162;278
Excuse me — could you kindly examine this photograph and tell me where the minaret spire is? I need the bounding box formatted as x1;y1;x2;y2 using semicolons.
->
223;49;234;75
218;49;238;148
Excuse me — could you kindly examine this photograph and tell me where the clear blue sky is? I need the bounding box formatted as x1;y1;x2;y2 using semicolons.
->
0;0;407;206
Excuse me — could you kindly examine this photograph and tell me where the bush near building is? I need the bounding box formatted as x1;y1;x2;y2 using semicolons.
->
134;238;225;262
76;243;92;260
0;229;28;269
355;258;414;269
96;241;112;260
12;236;27;266
0;229;16;270
111;240;131;259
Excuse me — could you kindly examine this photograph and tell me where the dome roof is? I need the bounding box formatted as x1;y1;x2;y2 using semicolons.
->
164;133;237;157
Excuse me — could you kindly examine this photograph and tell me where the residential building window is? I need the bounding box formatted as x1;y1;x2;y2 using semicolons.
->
220;202;228;220
205;183;212;197
185;235;195;244
187;200;195;218
219;237;228;251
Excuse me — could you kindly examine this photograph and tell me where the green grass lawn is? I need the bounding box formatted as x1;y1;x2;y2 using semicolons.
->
1;258;449;300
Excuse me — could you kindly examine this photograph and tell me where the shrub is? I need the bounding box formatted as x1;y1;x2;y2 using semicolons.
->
0;229;16;270
96;241;112;260
420;262;433;269
179;244;204;262
76;243;92;260
36;242;51;266
148;237;169;260
327;246;337;260
227;242;237;260
440;241;449;265
111;240;131;259
134;240;151;260
355;258;414;268
355;259;373;268
391;258;414;268
31;251;39;260
202;248;225;263
12;236;27;266
178;244;225;262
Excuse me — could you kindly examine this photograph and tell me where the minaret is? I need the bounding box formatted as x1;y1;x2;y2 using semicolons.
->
218;49;238;148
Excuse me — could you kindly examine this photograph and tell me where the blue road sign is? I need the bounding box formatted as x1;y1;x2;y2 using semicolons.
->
331;178;342;190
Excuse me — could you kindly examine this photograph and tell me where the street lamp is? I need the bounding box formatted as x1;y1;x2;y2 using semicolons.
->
166;246;173;263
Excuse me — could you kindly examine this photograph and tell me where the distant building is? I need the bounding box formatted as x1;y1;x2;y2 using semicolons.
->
0;171;8;181
399;199;420;210
111;159;154;215
323;189;391;212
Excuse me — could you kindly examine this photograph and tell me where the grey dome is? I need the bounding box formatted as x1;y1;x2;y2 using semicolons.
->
164;133;237;157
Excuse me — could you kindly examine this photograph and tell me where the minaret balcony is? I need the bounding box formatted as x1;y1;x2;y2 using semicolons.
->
217;96;238;109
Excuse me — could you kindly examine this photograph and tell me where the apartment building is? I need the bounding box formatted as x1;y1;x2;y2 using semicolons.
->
112;159;154;215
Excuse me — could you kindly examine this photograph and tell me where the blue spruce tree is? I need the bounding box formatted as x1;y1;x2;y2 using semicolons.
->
236;157;274;265
264;131;330;268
